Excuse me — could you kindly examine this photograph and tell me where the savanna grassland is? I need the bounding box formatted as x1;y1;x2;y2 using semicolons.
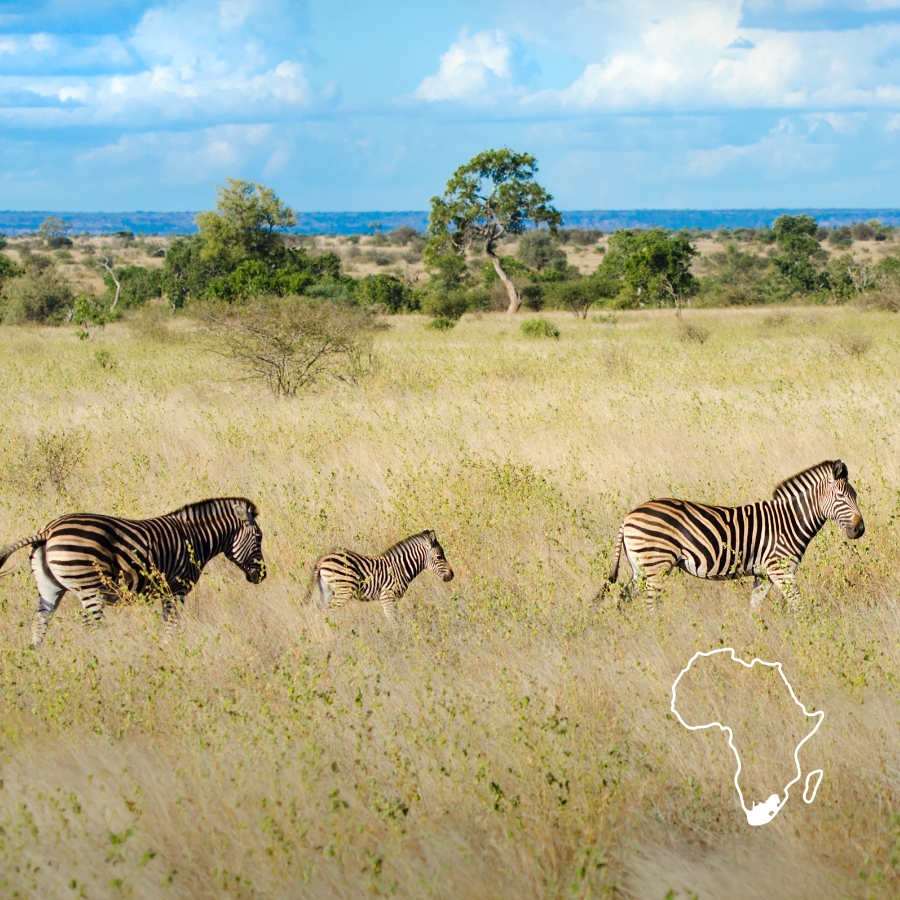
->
0;307;899;899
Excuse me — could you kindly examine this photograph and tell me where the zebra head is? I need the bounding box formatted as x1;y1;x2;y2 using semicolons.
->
822;460;865;540
424;530;454;582
226;500;266;584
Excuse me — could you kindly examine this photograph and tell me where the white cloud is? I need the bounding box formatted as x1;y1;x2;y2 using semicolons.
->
0;0;313;128
421;1;900;114
412;28;517;103
685;130;835;178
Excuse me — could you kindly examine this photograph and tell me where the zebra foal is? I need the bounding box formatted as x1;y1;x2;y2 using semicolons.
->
0;497;265;646
309;530;454;622
602;460;864;610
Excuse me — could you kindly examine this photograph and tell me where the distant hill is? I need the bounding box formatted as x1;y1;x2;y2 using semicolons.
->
2;208;899;236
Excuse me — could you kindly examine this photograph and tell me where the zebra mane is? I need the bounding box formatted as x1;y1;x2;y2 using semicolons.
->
772;462;840;500
169;497;259;522
382;531;431;557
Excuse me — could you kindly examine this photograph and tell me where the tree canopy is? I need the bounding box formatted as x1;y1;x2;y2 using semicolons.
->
428;149;561;313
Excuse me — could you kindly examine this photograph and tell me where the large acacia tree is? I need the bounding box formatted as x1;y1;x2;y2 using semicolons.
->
428;149;561;314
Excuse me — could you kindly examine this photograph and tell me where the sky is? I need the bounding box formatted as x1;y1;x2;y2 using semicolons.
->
2;0;900;211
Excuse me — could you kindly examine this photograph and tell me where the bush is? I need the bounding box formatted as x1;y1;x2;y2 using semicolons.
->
356;274;414;313
72;292;113;340
516;231;566;271
10;428;86;496
0;252;20;285
419;289;470;322
557;228;602;246
201;296;379;397
103;264;164;309
1;266;74;325
426;316;456;331
520;317;560;339
851;222;877;242
828;227;853;249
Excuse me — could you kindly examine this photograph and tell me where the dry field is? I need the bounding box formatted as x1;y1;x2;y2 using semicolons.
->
0;306;899;899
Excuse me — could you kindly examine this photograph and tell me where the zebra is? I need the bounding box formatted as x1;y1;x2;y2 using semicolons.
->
309;530;454;622
0;497;265;646
601;460;864;610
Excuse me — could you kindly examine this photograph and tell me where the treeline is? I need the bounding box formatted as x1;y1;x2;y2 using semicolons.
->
1;180;899;329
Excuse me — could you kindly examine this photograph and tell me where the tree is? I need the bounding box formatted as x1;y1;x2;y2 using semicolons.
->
38;216;72;248
429;149;561;314
599;229;698;312
195;178;296;271
771;215;827;296
516;230;566;272
201;297;378;397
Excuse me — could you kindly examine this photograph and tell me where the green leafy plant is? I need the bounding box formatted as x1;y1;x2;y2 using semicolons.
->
520;316;560;339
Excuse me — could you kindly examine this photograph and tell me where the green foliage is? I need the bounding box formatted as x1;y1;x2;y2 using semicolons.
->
356;274;415;313
600;229;697;308
698;244;770;306
771;215;828;296
102;265;164;309
419;289;470;322
38;216;71;241
72;292;113;340
429;148;561;312
0;251;21;286
557;228;602;246
516;231;566;271
547;278;609;318
195;178;296;271
0;258;74;325
828;227;853;250
520;316;560;339
480;256;529;287
426;316;456;331
429;149;561;254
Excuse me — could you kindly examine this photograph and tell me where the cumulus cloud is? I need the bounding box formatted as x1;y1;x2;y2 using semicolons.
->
0;0;313;128
412;28;518;103
413;1;900;114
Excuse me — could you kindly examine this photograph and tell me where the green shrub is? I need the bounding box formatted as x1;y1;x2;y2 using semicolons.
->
520;316;560;339
1;267;74;324
516;231;566;271
426;316;456;331
103;264;164;309
420;289;470;322
356;273;414;313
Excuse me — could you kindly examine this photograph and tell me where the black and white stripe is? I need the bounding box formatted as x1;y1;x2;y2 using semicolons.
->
0;497;265;646
309;530;454;621
603;460;864;609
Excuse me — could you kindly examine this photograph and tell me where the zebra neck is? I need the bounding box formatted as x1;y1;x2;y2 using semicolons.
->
383;544;426;590
179;521;229;570
779;494;827;554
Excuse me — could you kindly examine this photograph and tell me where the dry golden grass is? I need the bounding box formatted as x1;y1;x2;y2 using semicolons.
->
0;306;899;899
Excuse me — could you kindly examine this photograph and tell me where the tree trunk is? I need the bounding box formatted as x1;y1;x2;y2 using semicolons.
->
486;242;520;314
100;257;121;311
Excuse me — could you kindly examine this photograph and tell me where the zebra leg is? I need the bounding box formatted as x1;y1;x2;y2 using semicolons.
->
79;591;112;629
379;589;400;623
29;545;66;648
750;576;772;611
767;565;801;606
316;573;334;610
161;593;187;639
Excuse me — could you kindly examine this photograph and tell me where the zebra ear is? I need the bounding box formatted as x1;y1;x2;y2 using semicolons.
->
427;530;437;545
233;499;255;523
832;460;848;481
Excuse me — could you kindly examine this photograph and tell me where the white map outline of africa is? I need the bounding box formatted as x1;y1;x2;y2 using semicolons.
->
671;648;825;826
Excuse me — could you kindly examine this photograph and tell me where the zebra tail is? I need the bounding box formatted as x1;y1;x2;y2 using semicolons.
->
608;522;625;584
304;565;321;605
0;530;49;572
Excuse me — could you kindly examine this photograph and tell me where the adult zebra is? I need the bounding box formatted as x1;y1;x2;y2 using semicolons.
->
602;460;864;610
0;497;265;646
309;530;454;622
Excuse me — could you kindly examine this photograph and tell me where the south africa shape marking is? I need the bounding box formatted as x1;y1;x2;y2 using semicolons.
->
670;648;825;826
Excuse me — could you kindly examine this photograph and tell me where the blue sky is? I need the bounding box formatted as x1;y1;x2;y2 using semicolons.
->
2;0;900;211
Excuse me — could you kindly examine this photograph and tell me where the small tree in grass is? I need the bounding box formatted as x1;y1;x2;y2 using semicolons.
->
201;296;379;397
428;149;561;314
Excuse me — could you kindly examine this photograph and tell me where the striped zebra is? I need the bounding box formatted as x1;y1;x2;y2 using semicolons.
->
309;530;454;622
0;497;265;646
602;460;864;610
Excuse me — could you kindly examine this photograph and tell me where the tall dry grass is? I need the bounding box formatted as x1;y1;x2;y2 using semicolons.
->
0;307;899;899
